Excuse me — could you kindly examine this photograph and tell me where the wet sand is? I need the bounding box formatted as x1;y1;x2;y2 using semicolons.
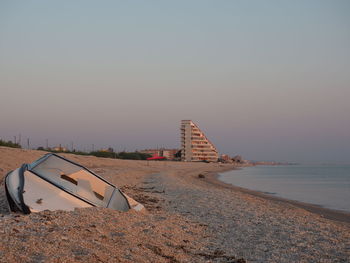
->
207;172;350;224
0;146;349;262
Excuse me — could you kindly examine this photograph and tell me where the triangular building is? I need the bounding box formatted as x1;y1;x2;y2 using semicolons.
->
180;120;218;162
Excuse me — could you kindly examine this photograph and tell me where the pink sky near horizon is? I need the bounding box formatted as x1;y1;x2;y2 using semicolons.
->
1;1;349;163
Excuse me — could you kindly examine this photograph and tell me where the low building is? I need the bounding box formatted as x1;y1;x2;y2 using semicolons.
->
99;147;114;153
161;149;178;159
53;145;68;152
220;154;233;163
139;148;179;160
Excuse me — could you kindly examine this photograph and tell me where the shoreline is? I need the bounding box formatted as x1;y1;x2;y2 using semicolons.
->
154;164;350;261
1;148;349;262
203;168;350;225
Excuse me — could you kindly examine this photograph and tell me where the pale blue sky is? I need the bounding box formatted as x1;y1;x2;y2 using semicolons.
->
1;1;349;162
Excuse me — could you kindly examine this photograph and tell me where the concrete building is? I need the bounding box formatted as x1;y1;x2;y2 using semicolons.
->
53;145;68;152
161;149;179;159
180;120;218;162
139;148;179;160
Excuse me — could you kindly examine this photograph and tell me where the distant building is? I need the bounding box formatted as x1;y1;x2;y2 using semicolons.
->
220;154;232;163
180;120;218;162
139;148;179;160
99;147;114;153
232;155;243;163
53;145;68;152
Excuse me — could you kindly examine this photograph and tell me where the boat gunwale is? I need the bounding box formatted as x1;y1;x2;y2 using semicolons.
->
5;153;131;213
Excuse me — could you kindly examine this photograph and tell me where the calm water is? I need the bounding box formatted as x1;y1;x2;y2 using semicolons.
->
219;165;350;212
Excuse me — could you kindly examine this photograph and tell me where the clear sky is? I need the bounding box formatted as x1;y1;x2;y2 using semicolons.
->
1;1;349;163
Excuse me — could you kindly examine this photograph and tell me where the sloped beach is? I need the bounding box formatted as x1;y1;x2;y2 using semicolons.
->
0;147;349;262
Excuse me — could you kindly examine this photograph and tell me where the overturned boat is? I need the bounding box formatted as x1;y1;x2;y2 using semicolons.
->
4;153;144;214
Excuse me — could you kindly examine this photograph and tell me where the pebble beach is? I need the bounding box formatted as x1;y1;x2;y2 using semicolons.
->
0;146;349;262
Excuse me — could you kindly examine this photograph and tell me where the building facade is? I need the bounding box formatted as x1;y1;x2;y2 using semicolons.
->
139;148;179;160
180;120;218;162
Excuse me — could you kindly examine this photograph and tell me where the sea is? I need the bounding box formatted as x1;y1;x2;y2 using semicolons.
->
219;164;350;212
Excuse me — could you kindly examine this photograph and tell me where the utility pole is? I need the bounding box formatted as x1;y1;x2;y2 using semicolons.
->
71;141;74;152
27;138;30;149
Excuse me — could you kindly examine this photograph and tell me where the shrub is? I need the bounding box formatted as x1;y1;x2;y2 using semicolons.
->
0;140;21;148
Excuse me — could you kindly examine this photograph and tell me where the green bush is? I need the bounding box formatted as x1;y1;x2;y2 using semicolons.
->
117;151;151;160
89;151;116;158
49;149;89;156
89;151;151;160
0;140;21;148
1;140;151;161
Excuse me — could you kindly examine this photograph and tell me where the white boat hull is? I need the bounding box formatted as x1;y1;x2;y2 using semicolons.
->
4;154;144;214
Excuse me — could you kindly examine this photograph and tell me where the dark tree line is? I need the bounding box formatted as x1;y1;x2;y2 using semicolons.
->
0;140;21;148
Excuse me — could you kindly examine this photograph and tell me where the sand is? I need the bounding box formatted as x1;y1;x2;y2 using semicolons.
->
0;146;349;262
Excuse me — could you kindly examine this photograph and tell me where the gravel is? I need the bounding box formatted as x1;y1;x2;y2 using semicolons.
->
143;171;350;262
0;147;349;262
